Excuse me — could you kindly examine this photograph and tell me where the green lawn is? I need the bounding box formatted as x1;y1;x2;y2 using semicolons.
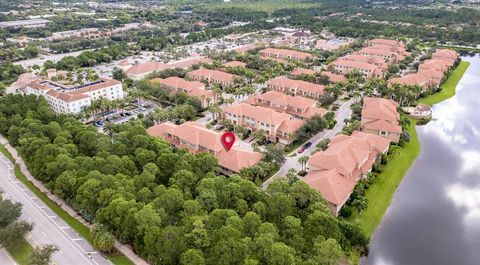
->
418;61;470;106
5;239;34;265
347;119;420;236
0;146;134;265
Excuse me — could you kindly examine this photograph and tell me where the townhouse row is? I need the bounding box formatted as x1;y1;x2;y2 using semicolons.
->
330;38;410;79
303;97;402;216
388;49;459;91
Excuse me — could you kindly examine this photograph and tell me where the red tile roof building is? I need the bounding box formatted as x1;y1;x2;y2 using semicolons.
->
330;58;385;79
361;97;402;143
222;103;303;145
151;77;216;108
356;45;410;63
223;61;247;68
320;71;347;83
245;91;327;120
266;77;325;99
147;122;263;174
366;38;405;48
258;48;313;61
290;68;316;76
388;49;458;91
303;131;390;215
187;69;238;87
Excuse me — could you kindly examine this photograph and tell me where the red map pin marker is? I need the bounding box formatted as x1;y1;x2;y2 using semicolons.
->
221;131;236;151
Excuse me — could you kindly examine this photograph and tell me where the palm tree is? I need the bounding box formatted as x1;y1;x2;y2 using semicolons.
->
208;104;222;121
299;156;309;172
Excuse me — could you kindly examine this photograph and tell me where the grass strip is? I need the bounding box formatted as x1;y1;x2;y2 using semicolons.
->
347;119;420;235
418;61;470;106
5;239;34;265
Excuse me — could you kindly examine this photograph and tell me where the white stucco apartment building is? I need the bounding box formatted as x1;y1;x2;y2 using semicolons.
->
24;78;124;114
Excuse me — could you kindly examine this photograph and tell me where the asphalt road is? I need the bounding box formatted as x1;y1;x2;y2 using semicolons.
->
0;155;112;265
0;248;16;265
261;98;355;189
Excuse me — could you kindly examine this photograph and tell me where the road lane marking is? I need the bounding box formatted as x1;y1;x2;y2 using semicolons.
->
0;156;103;265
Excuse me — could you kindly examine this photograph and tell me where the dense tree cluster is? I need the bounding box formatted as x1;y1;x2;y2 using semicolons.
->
0;94;368;265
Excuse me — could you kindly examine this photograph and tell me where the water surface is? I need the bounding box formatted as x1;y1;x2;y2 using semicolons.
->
363;55;480;265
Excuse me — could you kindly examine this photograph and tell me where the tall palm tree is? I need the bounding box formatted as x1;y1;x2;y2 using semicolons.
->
208;104;222;121
299;156;309;172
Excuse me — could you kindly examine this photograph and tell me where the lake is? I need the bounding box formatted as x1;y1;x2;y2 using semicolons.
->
362;55;480;265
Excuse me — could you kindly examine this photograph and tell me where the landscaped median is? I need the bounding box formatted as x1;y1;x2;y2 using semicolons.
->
0;148;134;265
418;60;470;106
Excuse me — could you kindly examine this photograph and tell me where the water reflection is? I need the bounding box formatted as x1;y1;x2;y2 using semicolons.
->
362;55;480;265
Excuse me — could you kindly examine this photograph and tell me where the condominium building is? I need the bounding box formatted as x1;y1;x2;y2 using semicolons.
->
222;103;304;145
330;59;385;79
361;97;402;143
147;122;263;174
24;78;124;114
151;77;216;108
186;69;238;87
266;77;325;99
245;91;327;120
258;48;313;61
303;131;390;215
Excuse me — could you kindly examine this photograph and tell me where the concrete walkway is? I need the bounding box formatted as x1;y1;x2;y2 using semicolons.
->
0;136;149;265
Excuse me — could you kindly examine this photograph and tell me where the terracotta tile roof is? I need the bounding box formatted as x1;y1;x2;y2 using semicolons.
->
126;61;166;75
388;73;433;89
166;58;211;69
266;77;325;97
304;131;390;206
303;169;356;205
321;71;347;83
216;148;264;173
362;97;399;121
351;130;390;154
290;68;316;76
343;54;388;69
361;97;402;133
10;72;39;89
278;119;304;134
223;103;292;126
147;121;263;173
259;48;313;60
367;38;404;47
46;89;89;102
152;77;205;91
223;61;247;68
245;91;326;119
27;78;121;101
187;68;236;84
331;58;379;71
69;78;122;95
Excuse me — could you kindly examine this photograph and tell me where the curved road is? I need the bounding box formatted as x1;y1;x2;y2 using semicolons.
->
0;154;112;265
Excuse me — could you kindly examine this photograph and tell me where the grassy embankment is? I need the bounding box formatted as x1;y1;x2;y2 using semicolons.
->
0;146;134;265
348;60;470;236
418;61;470;106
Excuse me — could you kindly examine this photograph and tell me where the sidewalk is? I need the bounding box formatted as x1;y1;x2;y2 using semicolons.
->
0;136;149;265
